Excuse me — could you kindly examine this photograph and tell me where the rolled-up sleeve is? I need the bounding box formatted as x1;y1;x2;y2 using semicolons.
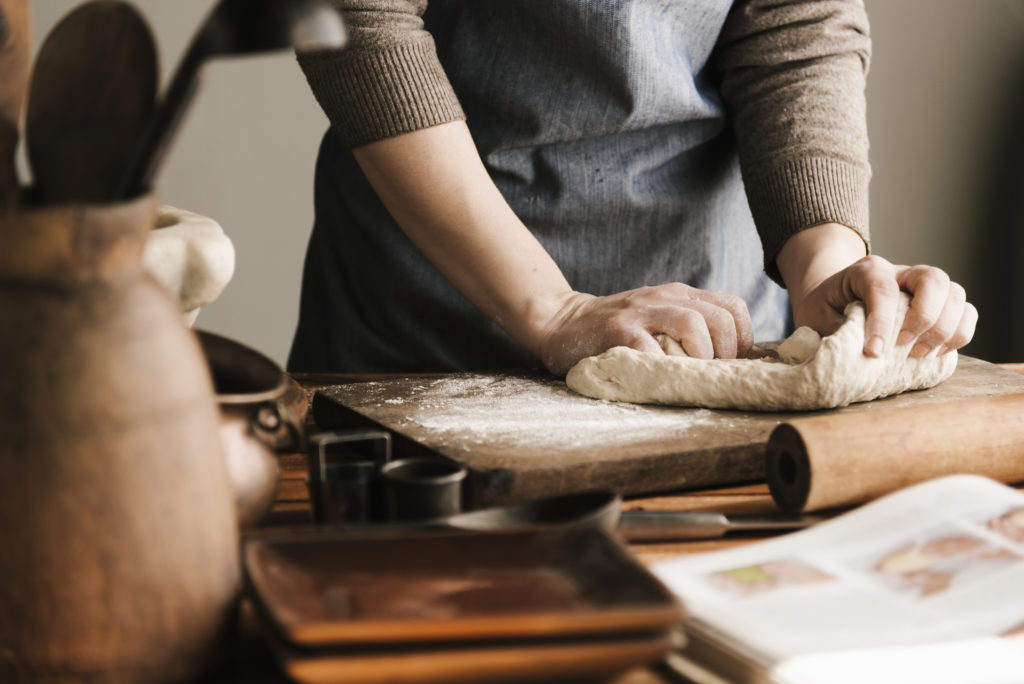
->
715;0;872;282
297;0;464;148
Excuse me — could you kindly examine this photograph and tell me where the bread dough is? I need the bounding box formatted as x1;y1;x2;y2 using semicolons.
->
565;294;958;411
142;206;235;325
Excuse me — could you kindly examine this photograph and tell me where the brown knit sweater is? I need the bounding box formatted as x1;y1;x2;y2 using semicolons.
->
297;0;872;281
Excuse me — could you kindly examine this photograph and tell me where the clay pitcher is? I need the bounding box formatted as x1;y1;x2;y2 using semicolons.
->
0;194;240;682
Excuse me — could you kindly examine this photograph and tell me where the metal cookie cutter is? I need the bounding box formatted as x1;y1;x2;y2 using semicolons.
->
307;429;392;524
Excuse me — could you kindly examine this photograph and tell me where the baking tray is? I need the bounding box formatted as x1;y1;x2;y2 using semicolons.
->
267;628;679;684
245;527;684;646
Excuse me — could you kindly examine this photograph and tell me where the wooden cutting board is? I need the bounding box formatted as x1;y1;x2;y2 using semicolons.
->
312;356;1024;506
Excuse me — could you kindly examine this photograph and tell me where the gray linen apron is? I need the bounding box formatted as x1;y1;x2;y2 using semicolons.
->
288;0;790;373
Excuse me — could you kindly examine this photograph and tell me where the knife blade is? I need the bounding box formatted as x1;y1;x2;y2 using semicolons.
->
618;509;823;541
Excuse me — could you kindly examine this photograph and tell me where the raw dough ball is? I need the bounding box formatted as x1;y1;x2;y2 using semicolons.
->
565;294;957;412
142;206;235;325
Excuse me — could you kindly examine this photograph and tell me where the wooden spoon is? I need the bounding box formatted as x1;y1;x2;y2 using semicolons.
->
26;0;157;204
0;0;31;208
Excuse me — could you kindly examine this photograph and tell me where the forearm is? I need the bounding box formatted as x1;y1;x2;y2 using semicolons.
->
352;120;572;357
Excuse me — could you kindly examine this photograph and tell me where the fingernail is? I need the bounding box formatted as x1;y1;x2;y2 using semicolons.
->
911;342;931;358
865;335;884;357
896;330;916;347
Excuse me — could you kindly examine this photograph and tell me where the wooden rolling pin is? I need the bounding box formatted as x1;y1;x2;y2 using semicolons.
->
766;393;1024;513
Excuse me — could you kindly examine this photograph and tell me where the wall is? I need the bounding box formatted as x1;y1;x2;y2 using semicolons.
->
865;0;1024;361
28;0;1024;365
29;0;325;366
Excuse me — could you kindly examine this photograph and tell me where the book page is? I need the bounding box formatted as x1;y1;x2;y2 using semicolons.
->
653;475;1024;683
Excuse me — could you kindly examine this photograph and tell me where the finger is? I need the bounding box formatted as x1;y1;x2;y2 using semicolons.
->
617;328;664;356
679;288;754;355
846;256;899;357
695;301;739;359
937;301;978;356
907;281;964;357
652;302;738;359
661;308;715;359
894;266;951;347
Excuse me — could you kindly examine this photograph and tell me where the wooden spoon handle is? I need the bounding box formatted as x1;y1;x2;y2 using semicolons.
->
0;0;30;207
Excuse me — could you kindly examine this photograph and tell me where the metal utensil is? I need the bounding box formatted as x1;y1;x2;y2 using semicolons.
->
116;0;346;198
617;509;822;541
25;0;157;203
0;0;30;207
444;490;623;534
439;491;822;541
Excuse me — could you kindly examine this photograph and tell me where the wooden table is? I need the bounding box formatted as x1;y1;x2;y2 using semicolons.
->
225;368;1024;683
216;374;802;684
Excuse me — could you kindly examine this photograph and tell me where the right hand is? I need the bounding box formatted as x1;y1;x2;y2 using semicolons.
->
534;283;754;376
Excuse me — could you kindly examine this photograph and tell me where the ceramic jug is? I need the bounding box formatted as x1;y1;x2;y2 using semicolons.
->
0;194;239;683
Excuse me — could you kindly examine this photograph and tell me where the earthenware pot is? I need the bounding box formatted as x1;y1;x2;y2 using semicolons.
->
198;329;304;527
0;194;239;683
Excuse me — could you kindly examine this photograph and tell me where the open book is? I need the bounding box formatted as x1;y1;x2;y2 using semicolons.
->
653;475;1024;684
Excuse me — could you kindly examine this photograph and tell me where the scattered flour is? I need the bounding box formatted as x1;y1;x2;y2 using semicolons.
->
344;375;717;451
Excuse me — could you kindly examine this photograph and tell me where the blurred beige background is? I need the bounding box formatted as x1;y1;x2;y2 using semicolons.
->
29;0;1024;365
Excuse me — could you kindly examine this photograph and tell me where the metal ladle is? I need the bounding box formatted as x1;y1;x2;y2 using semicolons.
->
116;0;346;198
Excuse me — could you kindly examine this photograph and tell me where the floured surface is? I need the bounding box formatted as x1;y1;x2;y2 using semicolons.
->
368;375;718;451
566;296;958;411
312;357;1024;506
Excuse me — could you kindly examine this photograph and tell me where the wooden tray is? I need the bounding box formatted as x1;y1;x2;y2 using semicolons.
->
245;527;684;646
267;629;678;684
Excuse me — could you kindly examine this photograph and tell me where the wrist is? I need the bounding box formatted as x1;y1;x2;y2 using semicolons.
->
776;223;868;310
508;289;585;360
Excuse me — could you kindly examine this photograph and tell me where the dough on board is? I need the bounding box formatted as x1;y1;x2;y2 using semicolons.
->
565;294;958;412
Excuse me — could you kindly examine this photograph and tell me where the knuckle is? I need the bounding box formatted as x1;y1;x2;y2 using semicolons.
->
948;282;967;304
718;292;747;315
662;282;689;296
965;302;979;322
858;254;891;271
705;306;734;332
917;265;950;287
676;308;706;331
912;306;940;328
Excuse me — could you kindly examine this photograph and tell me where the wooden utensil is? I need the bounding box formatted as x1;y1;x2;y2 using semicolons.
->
0;0;30;207
766;393;1024;513
117;0;345;198
25;0;157;204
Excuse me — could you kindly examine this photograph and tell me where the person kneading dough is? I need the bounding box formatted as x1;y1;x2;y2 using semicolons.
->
288;1;977;377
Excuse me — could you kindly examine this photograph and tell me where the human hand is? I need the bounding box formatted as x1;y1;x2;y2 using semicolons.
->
535;283;754;376
792;255;978;358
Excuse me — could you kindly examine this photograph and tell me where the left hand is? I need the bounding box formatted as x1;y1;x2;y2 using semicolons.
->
793;255;978;358
776;223;977;358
